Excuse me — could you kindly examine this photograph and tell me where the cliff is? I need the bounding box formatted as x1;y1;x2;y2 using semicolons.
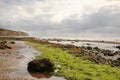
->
0;28;28;36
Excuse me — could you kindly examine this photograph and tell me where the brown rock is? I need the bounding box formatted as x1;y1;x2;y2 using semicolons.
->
27;58;54;73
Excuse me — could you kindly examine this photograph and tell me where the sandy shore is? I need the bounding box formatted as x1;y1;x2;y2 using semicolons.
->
0;41;27;80
0;41;65;80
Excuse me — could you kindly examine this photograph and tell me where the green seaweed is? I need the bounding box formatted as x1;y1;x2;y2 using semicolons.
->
27;41;120;80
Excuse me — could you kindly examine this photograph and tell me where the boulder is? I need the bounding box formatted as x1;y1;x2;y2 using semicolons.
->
86;43;91;45
104;53;114;56
93;47;99;50
27;58;54;73
102;50;114;56
86;46;92;50
11;41;15;44
117;58;120;61
110;58;120;67
114;51;120;55
116;46;120;49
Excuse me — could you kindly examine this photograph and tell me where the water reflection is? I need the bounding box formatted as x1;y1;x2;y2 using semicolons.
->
14;41;65;80
27;68;52;79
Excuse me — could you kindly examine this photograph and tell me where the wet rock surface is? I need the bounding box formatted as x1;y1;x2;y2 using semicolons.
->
50;42;120;67
110;58;120;67
84;55;110;64
80;46;120;65
0;41;12;49
116;45;120;49
10;41;15;44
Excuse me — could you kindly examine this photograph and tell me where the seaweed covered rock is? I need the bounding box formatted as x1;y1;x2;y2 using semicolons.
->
84;55;110;64
114;51;120;55
116;46;120;49
93;47;99;50
110;58;120;67
101;50;114;56
11;41;15;44
86;46;92;50
27;58;54;73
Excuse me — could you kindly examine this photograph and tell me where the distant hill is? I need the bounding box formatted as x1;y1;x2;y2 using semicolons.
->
0;28;28;36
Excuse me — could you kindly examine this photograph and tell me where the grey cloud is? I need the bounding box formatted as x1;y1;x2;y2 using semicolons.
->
61;6;120;38
0;0;120;39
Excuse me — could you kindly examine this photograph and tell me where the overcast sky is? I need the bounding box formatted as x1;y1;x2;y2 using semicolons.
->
0;0;120;40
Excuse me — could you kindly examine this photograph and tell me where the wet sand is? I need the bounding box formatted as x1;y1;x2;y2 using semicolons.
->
0;41;25;80
0;41;65;80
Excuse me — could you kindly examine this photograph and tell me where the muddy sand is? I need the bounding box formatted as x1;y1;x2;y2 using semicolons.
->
0;41;26;80
0;41;65;80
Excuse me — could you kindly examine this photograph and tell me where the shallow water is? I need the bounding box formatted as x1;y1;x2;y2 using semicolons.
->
49;41;120;60
49;41;120;51
11;41;65;80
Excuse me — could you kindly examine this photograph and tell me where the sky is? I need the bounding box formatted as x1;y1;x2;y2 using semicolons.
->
0;0;120;40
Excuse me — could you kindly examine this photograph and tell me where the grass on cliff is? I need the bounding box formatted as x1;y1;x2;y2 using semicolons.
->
27;41;120;80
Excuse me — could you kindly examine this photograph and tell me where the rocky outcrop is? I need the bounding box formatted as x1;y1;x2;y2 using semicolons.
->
0;28;28;36
84;55;110;64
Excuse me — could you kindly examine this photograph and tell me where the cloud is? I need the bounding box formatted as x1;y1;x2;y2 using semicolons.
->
0;0;120;39
62;6;120;38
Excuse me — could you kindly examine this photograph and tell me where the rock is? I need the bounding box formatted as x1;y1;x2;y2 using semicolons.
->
57;40;61;42
93;47;99;50
75;40;79;42
104;53;114;56
0;41;7;44
117;58;120;61
84;55;110;64
102;50;114;56
0;41;12;49
116;46;120;49
11;41;15;44
110;58;120;67
63;44;75;49
6;46;12;49
0;45;6;49
114;51;120;55
27;58;54;73
71;41;74;43
0;44;12;49
86;43;91;45
86;46;92;50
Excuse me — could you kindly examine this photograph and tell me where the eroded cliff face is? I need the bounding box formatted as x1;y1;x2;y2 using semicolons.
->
0;28;28;36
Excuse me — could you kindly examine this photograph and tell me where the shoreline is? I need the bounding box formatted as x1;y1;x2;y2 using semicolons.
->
0;38;120;80
0;36;120;44
0;40;65;80
0;40;25;80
